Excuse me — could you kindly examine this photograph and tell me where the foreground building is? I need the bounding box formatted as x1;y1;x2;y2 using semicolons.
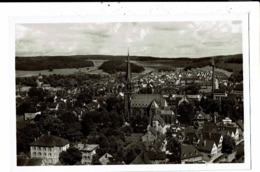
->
30;132;69;165
75;143;99;165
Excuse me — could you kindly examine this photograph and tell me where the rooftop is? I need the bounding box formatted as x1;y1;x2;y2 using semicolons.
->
76;143;99;152
30;134;69;147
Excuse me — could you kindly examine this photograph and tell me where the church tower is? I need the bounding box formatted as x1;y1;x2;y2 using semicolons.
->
211;58;215;99
124;49;132;122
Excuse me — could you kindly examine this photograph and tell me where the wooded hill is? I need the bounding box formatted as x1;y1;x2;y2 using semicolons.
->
16;54;242;72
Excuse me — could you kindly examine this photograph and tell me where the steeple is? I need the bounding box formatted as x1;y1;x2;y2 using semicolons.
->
211;58;215;99
124;48;132;122
126;48;131;83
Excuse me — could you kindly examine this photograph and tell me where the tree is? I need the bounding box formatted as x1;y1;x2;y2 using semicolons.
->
166;137;181;163
57;111;83;142
184;84;200;94
222;135;236;154
37;116;64;136
81;112;96;136
28;87;47;102
17;123;40;154
59;147;82;165
178;101;194;124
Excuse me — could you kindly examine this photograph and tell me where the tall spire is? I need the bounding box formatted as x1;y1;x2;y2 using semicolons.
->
211;58;215;99
124;48;132;122
126;48;131;83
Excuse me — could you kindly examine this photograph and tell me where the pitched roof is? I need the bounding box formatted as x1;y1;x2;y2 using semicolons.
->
181;144;202;160
201;132;222;145
99;153;113;165
150;100;159;109
178;95;189;105
131;152;152;164
197;140;216;153
76;143;99;152
183;132;200;144
30;134;69;147
107;157;125;165
131;94;165;108
146;151;166;161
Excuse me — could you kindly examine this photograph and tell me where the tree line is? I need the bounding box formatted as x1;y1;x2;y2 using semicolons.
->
16;56;94;71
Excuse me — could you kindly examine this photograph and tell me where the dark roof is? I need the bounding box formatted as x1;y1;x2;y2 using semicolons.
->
181;144;202;160
197;140;216;153
217;126;238;135
30;134;69;147
183;132;200;144
201;132;223;145
131;94;165;108
146;151;166;161
131;152;152;164
107;157;125;165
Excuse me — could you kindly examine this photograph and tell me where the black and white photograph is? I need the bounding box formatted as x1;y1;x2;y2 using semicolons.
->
3;2;258;172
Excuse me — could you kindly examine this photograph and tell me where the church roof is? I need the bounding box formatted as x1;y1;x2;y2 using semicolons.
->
131;94;165;108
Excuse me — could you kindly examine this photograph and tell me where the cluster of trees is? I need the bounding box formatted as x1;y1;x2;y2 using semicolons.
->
177;94;243;125
228;70;243;83
17;111;83;154
16;73;102;87
16;56;94;71
98;60;145;74
59;147;82;165
222;135;236;154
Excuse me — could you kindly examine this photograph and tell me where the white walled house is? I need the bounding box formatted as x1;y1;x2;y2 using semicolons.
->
30;133;69;165
75;143;99;165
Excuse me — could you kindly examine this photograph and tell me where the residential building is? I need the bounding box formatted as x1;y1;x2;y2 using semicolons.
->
99;153;113;165
75;143;99;165
30;133;69;165
24;111;41;121
181;144;203;164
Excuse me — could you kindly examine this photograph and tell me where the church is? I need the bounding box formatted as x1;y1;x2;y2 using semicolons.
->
123;52;176;129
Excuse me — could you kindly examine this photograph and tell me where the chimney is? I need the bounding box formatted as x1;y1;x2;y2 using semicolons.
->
204;140;206;146
48;131;50;136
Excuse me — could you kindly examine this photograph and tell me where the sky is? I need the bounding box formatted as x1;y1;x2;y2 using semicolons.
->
15;21;242;58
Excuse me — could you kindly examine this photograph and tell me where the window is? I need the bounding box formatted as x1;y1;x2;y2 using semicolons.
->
33;152;36;156
44;153;46;156
38;152;41;156
49;153;52;156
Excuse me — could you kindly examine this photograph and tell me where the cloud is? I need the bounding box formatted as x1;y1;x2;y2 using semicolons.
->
15;21;242;58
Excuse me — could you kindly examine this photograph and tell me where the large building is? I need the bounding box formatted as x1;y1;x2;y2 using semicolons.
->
124;52;175;126
30;133;69;165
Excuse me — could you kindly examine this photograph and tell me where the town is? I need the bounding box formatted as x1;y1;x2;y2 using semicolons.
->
16;53;244;166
